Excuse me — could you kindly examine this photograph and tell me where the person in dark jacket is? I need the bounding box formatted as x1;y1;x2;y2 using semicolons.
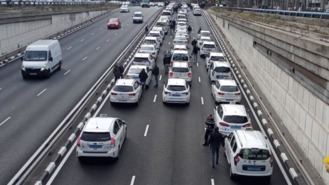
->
152;64;159;88
145;25;149;35
209;127;224;168
163;51;171;74
203;114;215;146
191;38;197;47
139;69;148;89
188;25;192;33
192;45;199;63
118;64;124;78
113;64;121;81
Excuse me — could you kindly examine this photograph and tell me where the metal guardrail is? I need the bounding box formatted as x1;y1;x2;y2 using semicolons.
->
0;1;105;6
226;7;329;19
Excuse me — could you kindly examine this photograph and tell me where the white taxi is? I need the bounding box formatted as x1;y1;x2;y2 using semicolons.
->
126;65;152;88
169;61;192;85
200;41;217;57
206;52;226;69
162;78;190;104
110;79;142;104
208;61;232;82
211;79;241;103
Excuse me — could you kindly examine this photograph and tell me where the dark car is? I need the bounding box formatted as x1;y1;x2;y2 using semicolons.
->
107;18;121;29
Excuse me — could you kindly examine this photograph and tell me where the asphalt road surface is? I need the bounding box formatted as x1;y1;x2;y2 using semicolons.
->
50;9;289;185
0;7;160;185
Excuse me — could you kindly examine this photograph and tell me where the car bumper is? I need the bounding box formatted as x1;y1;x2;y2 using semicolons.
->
163;95;190;103
76;147;118;158
110;96;139;103
133;19;143;23
233;167;273;177
108;25;120;29
214;95;241;103
21;68;49;77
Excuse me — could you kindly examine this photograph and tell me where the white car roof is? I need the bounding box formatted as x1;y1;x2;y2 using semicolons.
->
140;44;155;48
234;130;269;150
172;50;188;54
134;11;142;14
144;36;157;40
115;78;136;86
83;117;116;132
200;30;210;34
217;79;237;86
128;65;148;71
221;104;247;117
213;61;231;67
172;61;189;68
203;41;216;45
210;52;224;57
167;78;186;86
152;27;163;31
173;44;187;49
134;52;151;58
150;30;161;34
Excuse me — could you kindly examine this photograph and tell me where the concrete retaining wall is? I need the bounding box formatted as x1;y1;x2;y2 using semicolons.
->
212;15;329;184
0;10;106;57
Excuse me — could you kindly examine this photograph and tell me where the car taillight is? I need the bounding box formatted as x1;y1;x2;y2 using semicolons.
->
128;93;136;96
234;155;240;166
110;137;116;148
270;156;273;167
243;123;252;128
169;72;173;77
77;136;81;147
218;92;225;95
187;72;192;77
111;92;117;95
219;122;229;127
235;92;241;95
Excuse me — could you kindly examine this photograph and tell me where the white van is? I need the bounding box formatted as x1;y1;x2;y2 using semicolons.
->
133;11;143;23
225;130;273;182
21;40;62;79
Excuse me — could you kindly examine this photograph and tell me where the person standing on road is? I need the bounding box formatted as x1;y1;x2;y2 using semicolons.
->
208;127;224;169
192;44;199;63
139;68;148;89
118;64;124;78
188;25;192;34
163;51;171;74
145;25;149;35
113;64;121;82
203;114;215;146
152;64;159;88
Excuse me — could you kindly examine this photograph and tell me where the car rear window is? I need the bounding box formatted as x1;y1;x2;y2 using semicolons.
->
214;67;230;73
172;67;189;73
204;44;216;49
201;32;211;37
220;85;238;92
172;54;188;61
128;68;142;74
211;56;225;61
113;85;134;92
133;57;149;63
167;85;186;91
81;132;111;141
140;46;153;51
144;40;156;45
239;149;270;160
223;115;248;124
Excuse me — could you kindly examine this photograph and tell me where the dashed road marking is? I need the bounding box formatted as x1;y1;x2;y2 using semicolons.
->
201;97;204;105
168;41;171;45
198;76;201;83
106;39;110;42
80;39;85;42
66;46;72;50
0;116;11;127
82;57;88;61
211;178;215;185
96;46;101;50
197;62;199;67
153;94;157;103
159;75;162;81
130;176;136;185
144;124;149;137
64;69;71;76
0;88;2;91
37;88;47;97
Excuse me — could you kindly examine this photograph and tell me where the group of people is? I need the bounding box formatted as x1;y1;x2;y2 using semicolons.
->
203;114;225;169
113;63;160;88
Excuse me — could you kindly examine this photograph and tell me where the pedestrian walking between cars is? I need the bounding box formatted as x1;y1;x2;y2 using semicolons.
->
203;114;215;146
209;127;224;169
152;64;159;88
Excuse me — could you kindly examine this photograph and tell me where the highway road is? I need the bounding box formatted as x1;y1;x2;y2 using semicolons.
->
0;7;160;185
49;9;289;185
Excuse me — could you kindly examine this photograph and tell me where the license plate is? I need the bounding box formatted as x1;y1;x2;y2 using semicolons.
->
172;93;180;97
230;125;241;129
89;144;102;149
246;166;262;171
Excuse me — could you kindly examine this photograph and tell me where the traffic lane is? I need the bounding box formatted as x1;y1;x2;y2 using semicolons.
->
188;11;288;185
52;75;165;185
0;8;160;185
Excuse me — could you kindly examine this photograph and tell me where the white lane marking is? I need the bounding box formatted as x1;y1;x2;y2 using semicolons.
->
153;94;157;103
211;178;215;185
144;124;149;137
96;46;101;50
106;39;110;42
80;39;85;42
37;88;47;97
168;41;171;45
159;75;162;81
130;176;136;185
0;116;11;127
198;76;201;83
197;62;199;67
64;69;71;76
0;88;2;91
66;46;72;50
82;56;88;61
201;97;204;105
